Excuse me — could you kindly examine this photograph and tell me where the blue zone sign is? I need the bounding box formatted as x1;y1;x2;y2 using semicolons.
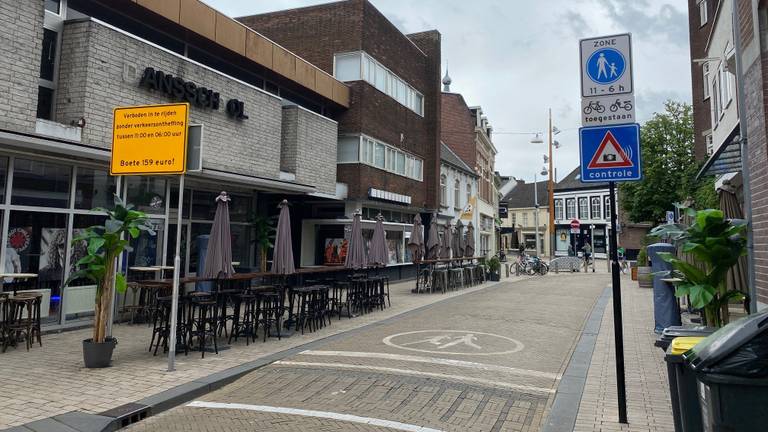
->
579;123;641;183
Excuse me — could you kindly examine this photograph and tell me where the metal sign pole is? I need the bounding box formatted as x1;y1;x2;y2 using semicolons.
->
167;174;185;372
608;181;627;423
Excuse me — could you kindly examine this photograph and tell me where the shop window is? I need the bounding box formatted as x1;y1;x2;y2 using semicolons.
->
11;158;71;208
191;190;218;220
127;177;167;215
75;168;117;210
6;211;68;324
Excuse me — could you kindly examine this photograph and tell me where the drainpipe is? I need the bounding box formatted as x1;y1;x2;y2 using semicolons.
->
732;1;757;313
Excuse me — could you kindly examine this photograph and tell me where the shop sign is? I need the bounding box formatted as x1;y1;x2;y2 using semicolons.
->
110;103;189;176
139;67;248;120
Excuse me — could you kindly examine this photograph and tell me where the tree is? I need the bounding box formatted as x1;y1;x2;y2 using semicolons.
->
620;101;715;222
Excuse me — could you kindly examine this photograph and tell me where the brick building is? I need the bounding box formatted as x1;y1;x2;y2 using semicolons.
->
0;0;349;329
687;0;720;160
440;81;498;256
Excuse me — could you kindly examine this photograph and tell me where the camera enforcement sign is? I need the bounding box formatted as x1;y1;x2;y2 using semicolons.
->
111;103;189;175
579;123;641;182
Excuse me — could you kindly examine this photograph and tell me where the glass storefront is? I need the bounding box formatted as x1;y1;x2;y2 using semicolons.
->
0;153;256;328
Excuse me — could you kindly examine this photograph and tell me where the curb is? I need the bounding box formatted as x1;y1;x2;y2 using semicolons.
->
3;279;513;432
541;285;611;432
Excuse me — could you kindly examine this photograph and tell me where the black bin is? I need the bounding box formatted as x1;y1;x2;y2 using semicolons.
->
657;326;715;432
684;311;768;432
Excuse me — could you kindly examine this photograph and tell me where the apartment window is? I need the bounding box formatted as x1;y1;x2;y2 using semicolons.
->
440;175;447;206
566;198;576;219
712;78;720;127
699;0;708;26
705;133;714;156
590;197;602;220
374;142;386;169
36;87;54;120
578;198;589;219
702;62;710;100
554;199;564;221
466;182;472;205
522;212;528;226
604;196;611;220
337;136;360;162
453;179;461;208
333;52;424;116
511;213;517;226
40;29;58;81
45;0;61;14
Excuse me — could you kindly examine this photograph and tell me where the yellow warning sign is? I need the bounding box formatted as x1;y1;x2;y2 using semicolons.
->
110;103;189;175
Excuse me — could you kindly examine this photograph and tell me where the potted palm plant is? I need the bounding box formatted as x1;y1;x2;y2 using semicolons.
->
67;196;154;368
487;256;501;281
651;208;747;327
249;214;276;272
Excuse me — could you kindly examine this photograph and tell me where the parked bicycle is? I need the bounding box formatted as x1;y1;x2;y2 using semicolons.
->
609;98;633;112
583;100;605;115
520;253;549;276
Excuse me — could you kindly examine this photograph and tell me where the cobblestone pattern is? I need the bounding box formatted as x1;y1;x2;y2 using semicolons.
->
0;277;516;428
574;281;675;432
0;0;43;134
128;365;549;432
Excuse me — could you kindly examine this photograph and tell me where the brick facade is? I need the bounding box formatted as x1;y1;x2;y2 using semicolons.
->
441;93;476;168
238;0;442;210
0;0;43;134
55;19;340;186
687;0;719;161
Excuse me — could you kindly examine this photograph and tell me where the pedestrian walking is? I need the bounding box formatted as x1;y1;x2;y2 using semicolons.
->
582;242;593;271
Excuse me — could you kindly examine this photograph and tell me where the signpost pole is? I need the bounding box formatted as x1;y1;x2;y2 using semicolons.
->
167;174;184;372
608;181;627;423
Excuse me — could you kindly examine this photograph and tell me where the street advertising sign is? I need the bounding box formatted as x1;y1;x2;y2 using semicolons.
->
580;33;633;98
580;124;642;183
581;94;635;127
110;103;189;175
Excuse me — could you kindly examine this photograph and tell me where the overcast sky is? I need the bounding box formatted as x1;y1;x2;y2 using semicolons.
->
208;0;691;183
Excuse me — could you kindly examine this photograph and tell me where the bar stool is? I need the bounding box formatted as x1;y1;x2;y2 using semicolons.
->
432;266;449;293
229;292;258;345
5;294;42;351
331;281;351;320
189;294;218;358
463;265;475;287
449;267;464;291
257;291;282;341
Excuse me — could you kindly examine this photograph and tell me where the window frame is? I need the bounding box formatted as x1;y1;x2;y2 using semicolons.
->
578;197;589;220
702;62;710;100
590;196;602;220
566;198;576;220
554;199;564;221
440;174;447;207
699;0;708;27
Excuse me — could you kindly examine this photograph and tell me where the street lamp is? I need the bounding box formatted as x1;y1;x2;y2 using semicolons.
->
532;109;560;259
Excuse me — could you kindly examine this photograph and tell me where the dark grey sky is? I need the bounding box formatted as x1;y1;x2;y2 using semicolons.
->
207;0;691;182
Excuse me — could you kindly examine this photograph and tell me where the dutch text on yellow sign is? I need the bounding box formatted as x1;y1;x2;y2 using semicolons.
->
110;103;189;175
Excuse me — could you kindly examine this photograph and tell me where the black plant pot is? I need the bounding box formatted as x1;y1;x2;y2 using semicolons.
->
488;272;501;281
83;337;117;368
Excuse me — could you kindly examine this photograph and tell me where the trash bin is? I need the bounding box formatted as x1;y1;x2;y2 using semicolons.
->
683;311;768;431
664;337;707;432
647;243;680;333
655;325;716;351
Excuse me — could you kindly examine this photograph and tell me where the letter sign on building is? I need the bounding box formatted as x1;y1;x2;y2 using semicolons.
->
110;103;189;175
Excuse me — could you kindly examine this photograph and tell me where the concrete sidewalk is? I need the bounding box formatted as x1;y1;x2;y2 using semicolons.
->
574;277;675;432
0;275;527;429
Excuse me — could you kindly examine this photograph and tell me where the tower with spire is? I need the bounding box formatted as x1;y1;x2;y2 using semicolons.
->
442;69;452;92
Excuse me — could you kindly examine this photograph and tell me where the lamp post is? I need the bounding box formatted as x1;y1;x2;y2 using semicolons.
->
534;173;540;256
530;111;560;259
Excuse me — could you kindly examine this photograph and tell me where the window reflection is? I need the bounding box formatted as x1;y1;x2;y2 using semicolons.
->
75;168;117;210
11;159;71;208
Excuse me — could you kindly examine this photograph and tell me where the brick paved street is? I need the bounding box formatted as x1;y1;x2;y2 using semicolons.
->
127;273;608;431
0;277;513;429
574;278;676;432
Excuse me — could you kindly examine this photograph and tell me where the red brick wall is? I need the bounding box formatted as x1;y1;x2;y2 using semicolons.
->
441;93;476;168
238;0;441;209
738;0;754;50
687;0;719;161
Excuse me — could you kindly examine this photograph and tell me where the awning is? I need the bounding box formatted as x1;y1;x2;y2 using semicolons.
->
697;129;742;179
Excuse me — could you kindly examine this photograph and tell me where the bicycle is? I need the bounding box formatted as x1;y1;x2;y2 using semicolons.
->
524;254;549;276
609;98;633;112
583;100;605;115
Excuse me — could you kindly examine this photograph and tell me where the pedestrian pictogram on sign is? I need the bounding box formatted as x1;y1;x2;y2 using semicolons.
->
587;131;633;169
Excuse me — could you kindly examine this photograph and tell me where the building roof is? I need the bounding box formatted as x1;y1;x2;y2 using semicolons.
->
501;180;548;209
441;143;477;176
555;167;609;192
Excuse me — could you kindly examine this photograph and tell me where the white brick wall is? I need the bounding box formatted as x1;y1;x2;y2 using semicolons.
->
281;105;337;195
56;19;289;180
0;0;43;134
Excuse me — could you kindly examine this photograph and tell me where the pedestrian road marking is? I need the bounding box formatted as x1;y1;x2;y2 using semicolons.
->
300;350;561;380
187;401;445;432
273;361;556;394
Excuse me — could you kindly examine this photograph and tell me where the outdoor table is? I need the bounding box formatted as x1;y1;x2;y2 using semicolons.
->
0;273;38;295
